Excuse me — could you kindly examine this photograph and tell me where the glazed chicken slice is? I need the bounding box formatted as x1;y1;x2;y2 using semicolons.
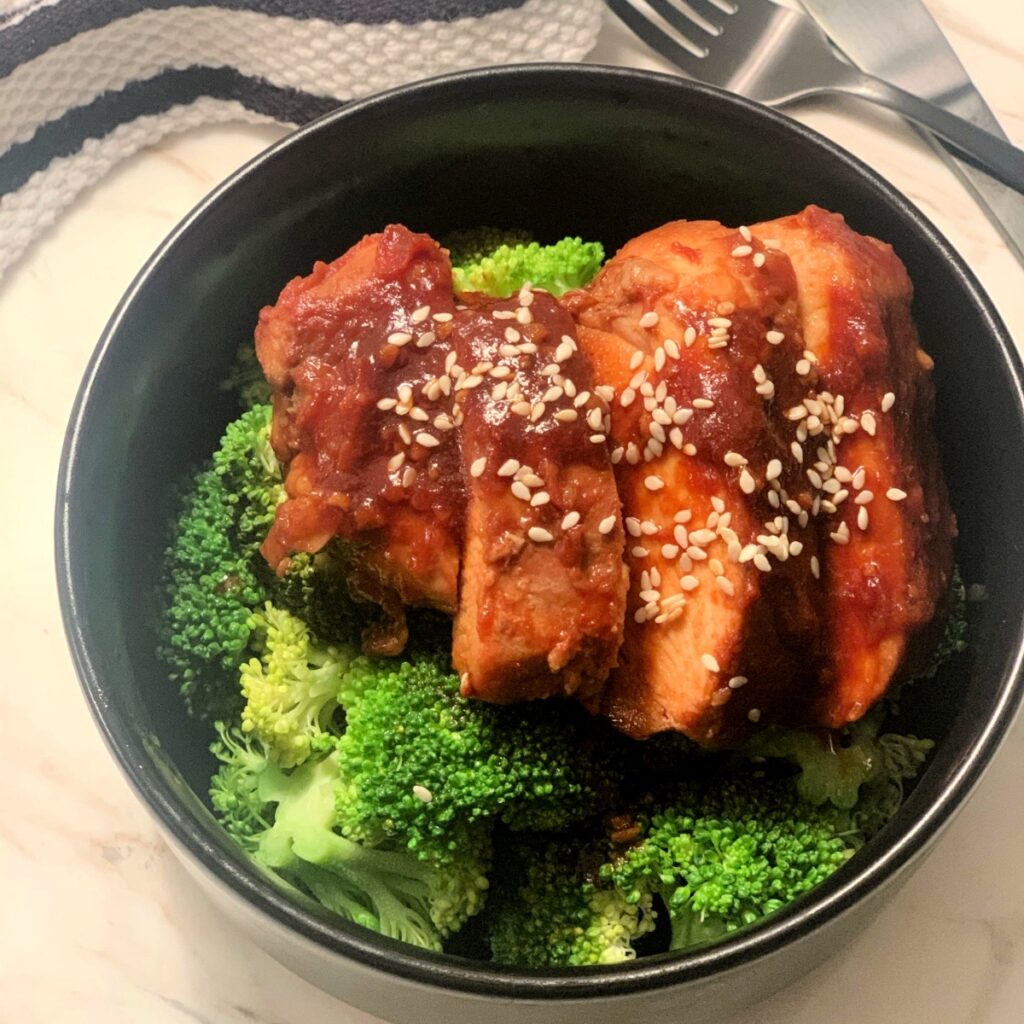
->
256;225;464;651
752;207;956;726
567;220;824;743
451;289;627;703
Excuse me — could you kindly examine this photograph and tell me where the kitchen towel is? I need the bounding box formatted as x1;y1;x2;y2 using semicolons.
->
0;0;603;278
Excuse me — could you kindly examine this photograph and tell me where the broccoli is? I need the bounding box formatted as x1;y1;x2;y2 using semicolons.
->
451;236;605;298
745;711;933;829
442;227;534;268
920;567;968;679
333;654;623;860
239;602;355;768
210;732;490;947
488;835;655;967
271;546;364;648
158;404;280;721
221;343;273;409
605;775;854;950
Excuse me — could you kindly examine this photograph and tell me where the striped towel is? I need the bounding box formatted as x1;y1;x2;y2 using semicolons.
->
0;0;603;278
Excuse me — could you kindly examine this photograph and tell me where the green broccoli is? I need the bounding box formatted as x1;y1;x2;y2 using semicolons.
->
442;227;534;268
159;404;282;720
210;732;490;947
239;603;355;768
605;775;854;951
334;654;623;859
221;342;273;410
488;835;655;967
920;567;968;679
451;236;605;297
745;711;933;828
271;546;364;648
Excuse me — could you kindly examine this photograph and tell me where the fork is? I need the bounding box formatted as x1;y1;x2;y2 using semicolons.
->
606;0;1024;194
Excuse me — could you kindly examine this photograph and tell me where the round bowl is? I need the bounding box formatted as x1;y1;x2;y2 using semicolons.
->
56;65;1024;1023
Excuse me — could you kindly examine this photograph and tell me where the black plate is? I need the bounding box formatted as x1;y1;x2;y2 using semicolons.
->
56;65;1024;1010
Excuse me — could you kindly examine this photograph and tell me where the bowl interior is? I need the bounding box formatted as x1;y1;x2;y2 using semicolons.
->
58;65;1024;995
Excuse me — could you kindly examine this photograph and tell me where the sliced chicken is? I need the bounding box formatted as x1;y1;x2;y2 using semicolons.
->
255;225;464;650
567;220;823;744
752;206;956;726
451;289;627;703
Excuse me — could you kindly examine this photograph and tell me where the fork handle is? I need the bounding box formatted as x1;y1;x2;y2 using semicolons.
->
840;74;1024;194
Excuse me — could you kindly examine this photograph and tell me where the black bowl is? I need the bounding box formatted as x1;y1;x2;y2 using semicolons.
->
56;65;1024;1023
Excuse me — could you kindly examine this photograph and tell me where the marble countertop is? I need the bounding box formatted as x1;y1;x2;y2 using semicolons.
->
2;3;1022;1021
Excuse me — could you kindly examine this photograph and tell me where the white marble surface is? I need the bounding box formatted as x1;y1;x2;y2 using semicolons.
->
2;4;1023;1022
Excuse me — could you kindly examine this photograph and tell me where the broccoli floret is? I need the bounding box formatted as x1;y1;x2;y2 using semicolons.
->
488;836;655;967
920;567;968;679
211;736;489;947
239;603;355;768
221;343;272;409
745;710;933;825
451;236;605;298
443;227;534;268
271;546;364;648
159;404;282;720
604;775;854;950
334;654;623;860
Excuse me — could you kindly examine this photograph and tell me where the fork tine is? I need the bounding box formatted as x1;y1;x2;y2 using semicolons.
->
605;0;709;65
685;0;738;22
645;0;723;39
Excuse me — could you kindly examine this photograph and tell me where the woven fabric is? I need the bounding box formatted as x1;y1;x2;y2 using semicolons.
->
0;0;602;277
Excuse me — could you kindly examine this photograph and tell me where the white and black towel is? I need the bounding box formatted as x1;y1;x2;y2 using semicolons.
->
0;0;603;278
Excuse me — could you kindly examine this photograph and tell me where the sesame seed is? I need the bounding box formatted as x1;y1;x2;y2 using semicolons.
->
680;575;699;591
701;653;721;672
756;381;776;399
639;589;661;603
599;515;617;535
855;490;874;505
397;422;412;445
717;576;736;596
589;434;606;444
553;409;578;424
857;506;869;530
611;447;624;465
561;511;581;530
684;326;697;347
881;392;896;413
708;317;733;330
530;491;550;507
504;327;521;344
765;459;783;481
632;546;650;558
415;433;440;449
739;469;756;494
861;411;877;436
497;459;520;477
555;342;574;363
412;784;433;803
693;398;714;410
511;401;531;417
731;245;753;258
830;523;851;545
796;359;812;376
639;311;660;328
753;252;766;269
766;330;784;345
724;451;747;468
511;481;531;501
529;527;554;543
654;347;667;372
645;475;665;492
388;331;413;346
683;443;697;456
887;487;908;501
433;312;453;323
665;339;681;359
521;473;544;488
851;467;867;490
807;468;824;489
686;546;708;561
377;397;398;411
747;708;762;723
516;307;532;325
586;407;603;431
469;457;487;478
409;407;430;422
402;466;417;488
754;553;772;572
690;528;716;546
629;350;645;370
492;310;515;320
810;555;820;579
388;452;406;472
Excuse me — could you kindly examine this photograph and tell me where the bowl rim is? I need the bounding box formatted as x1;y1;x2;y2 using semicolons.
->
56;62;1024;1000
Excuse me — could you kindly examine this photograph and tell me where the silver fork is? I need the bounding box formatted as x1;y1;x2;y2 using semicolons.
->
606;0;1024;194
